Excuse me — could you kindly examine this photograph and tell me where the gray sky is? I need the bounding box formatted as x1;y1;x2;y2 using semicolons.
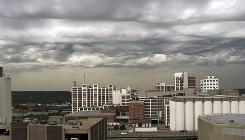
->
0;0;245;91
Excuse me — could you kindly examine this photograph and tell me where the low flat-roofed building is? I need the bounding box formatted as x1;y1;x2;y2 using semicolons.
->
11;117;107;140
65;110;115;123
198;114;245;140
64;117;107;140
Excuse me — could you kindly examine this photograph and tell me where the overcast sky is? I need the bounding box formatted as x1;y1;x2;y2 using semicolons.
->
0;0;245;91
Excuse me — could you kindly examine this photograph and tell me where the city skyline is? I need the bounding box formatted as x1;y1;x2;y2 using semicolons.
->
1;0;245;90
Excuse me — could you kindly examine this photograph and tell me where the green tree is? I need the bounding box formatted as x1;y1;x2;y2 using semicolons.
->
120;124;126;130
114;125;119;130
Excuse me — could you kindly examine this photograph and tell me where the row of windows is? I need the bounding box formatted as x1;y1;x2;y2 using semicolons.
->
201;79;218;83
201;83;218;86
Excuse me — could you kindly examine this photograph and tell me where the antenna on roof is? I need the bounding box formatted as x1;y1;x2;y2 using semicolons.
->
82;72;86;84
73;81;77;86
84;73;86;83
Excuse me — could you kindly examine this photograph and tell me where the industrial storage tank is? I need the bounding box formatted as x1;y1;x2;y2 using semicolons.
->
231;101;239;114
239;100;245;114
185;101;194;131
169;100;176;131
204;101;212;115
194;101;203;130
222;101;230;114
213;100;222;114
112;90;122;105
175;102;185;131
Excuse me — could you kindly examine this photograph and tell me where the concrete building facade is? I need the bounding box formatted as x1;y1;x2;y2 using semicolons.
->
174;72;196;91
138;97;165;123
71;84;114;112
11;118;107;140
169;96;245;131
198;114;245;140
112;88;131;106
0;67;12;124
200;75;219;93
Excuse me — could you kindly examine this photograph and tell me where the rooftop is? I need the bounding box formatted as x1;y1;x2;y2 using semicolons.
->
171;95;245;101
66;110;115;117
199;114;245;126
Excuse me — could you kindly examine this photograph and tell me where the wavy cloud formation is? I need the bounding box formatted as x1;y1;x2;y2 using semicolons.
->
0;0;244;72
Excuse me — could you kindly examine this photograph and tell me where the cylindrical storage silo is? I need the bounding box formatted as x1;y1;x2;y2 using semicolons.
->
213;100;222;114
231;101;239;114
194;101;203;131
175;102;185;131
185;101;194;131
239;101;245;114
169;100;176;131
222;101;230;114
204;101;212;115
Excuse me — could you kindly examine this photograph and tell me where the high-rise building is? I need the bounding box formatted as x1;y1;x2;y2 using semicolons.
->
138;97;165;123
174;72;196;91
174;72;189;91
200;76;219;93
71;84;114;113
0;67;12;124
112;88;131;106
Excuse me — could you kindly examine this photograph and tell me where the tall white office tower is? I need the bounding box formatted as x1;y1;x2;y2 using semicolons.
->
0;67;12;124
174;72;189;91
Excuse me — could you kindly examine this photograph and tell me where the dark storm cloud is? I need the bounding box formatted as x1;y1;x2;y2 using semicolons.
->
1;0;245;71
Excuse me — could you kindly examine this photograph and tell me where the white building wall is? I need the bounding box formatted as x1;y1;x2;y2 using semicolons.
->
175;102;185;131
200;75;219;93
213;101;222;114
170;97;242;131
169;100;176;131
222;101;230;114
239;101;245;114
185;101;194;131
71;84;114;112
174;72;183;91
112;90;122;105
204;101;213;115
183;72;189;89
231;101;239;114
194;101;203;130
0;77;12;124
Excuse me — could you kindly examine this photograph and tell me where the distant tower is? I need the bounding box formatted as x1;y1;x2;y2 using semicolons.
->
0;67;12;124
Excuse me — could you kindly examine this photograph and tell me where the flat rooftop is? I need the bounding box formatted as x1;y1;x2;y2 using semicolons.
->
66;111;115;117
199;114;245;126
171;95;245;101
27;118;103;131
